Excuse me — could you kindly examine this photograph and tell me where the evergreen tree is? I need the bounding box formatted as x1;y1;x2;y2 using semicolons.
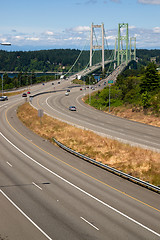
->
140;62;160;93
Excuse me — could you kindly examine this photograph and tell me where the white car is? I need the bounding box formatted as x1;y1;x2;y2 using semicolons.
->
0;96;8;101
69;106;76;111
65;92;69;96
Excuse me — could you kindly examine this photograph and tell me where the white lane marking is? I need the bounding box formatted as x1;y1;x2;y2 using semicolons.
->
45;96;122;134
0;189;52;240
32;182;42;191
0;98;22;108
80;216;99;231
6;161;12;167
44;96;160;150
0;131;160;237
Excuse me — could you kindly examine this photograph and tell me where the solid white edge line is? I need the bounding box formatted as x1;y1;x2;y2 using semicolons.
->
0;131;160;238
80;216;99;231
6;161;12;167
0;189;52;240
32;182;42;190
45;95;160;151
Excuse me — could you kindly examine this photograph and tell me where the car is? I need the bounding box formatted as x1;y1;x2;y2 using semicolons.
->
22;93;27;97
0;96;8;101
0;97;5;101
58;81;61;84
80;88;82;91
52;82;54;85
27;91;31;94
69;106;76;111
65;92;69;96
67;89;70;92
0;96;5;101
42;83;45;85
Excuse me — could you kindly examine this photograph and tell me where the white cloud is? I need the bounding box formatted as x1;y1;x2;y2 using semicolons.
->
45;31;54;36
106;35;116;40
129;25;136;29
1;25;160;50
14;35;24;40
0;37;7;42
138;0;160;5
153;27;160;33
26;37;39;41
72;26;90;32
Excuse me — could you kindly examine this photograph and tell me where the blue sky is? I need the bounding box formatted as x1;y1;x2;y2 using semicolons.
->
0;0;160;51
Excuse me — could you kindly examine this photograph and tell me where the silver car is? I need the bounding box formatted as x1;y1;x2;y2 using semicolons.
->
69;106;76;111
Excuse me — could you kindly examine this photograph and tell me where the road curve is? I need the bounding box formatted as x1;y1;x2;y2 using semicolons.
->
0;82;160;240
32;85;160;152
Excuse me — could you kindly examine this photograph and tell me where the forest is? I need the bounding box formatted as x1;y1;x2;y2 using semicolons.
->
87;62;160;116
0;48;160;91
0;48;160;72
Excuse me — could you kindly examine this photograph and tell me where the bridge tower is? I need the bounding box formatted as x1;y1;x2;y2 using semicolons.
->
90;23;105;73
129;37;136;61
116;23;129;66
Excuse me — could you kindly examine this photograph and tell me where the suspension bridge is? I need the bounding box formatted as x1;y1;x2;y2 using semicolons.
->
66;22;136;82
0;23;136;83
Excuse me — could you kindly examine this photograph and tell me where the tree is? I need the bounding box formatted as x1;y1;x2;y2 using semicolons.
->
141;91;150;111
140;62;160;93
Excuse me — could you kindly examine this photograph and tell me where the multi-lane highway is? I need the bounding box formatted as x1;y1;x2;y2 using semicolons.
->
33;80;160;152
0;80;160;240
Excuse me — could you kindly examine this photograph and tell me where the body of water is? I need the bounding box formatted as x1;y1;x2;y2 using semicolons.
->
0;72;63;78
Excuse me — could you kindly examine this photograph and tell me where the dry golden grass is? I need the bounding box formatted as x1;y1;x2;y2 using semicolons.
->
17;103;160;186
109;106;160;127
0;89;26;97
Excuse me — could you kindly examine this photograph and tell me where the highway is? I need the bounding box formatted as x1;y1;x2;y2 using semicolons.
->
0;81;160;240
33;81;160;152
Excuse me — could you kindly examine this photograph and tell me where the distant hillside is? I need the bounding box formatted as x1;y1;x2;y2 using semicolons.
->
0;48;160;72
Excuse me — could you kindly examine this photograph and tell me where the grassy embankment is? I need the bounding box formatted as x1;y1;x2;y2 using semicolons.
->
17;102;160;186
0;90;26;97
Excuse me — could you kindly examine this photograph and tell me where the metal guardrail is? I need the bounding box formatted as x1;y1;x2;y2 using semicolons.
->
30;89;65;98
53;138;160;194
30;89;160;193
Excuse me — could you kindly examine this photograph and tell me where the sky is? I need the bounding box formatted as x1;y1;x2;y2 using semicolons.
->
0;0;160;51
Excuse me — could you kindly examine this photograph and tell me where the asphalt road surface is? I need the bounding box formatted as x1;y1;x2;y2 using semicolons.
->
32;82;160;152
0;81;160;240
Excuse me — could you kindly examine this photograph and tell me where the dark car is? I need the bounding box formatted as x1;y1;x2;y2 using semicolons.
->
67;89;70;92
22;93;27;97
69;106;76;111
